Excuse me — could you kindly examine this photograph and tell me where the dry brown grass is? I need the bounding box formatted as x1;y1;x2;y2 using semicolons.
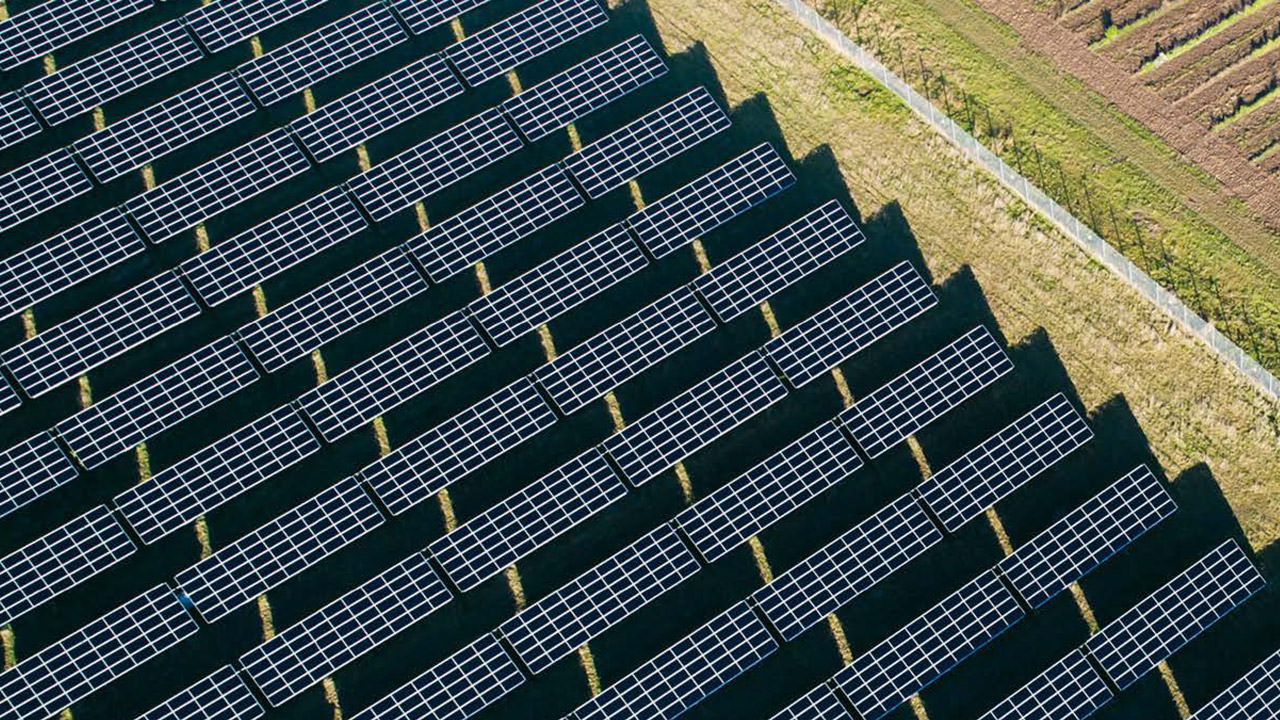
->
643;0;1280;549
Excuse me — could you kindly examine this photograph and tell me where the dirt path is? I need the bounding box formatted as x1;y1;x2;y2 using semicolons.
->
949;0;1280;272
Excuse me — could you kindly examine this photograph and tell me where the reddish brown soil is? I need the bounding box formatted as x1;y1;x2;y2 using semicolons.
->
1222;95;1280;155
1177;47;1280;123
1101;0;1248;72
1145;2;1280;100
1062;0;1165;43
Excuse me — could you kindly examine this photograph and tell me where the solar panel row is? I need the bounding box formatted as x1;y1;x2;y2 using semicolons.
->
390;0;494;35
916;392;1093;532
133;665;263;720
975;650;1112;720
0;0;151;70
350;633;523;720
571;600;777;720
770;685;853;720
1084;540;1265;690
186;0;327;54
0;148;92;233
0;433;79;520
0;376;17;417
240;552;452;707
1189;647;1280;720
0;585;196;720
0;92;39;152
0;270;200;398
840;325;1013;458
445;0;608;87
174;475;384;623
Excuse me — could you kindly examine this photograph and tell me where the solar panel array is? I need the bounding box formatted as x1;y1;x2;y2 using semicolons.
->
840;325;1012;458
24;20;203;126
241;552;451;707
428;449;627;591
445;0;608;86
998;465;1176;608
503;35;667;141
917;392;1093;531
467;223;648;347
0;271;200;398
753;492;942;641
72;74;256;183
563;87;730;198
1189;648;1280;720
0;209;144;320
134;666;263;720
351;633;524;720
390;0;492;35
763;261;934;386
54;337;259;470
1085;540;1265;689
675;420;862;562
499;523;699;674
833;569;1025;720
362;378;557;515
0;0;150;70
601;351;788;485
771;685;853;720
175;476;383;623
975;650;1113;720
0;433;79;520
533;286;715;414
237;248;428;372
0;505;134;626
0;149;91;233
186;0;326;53
235;4;406;107
571;600;777;720
0;585;196;719
628;143;796;257
0;92;39;151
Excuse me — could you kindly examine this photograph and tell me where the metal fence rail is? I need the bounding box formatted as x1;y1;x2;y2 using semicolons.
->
775;0;1280;402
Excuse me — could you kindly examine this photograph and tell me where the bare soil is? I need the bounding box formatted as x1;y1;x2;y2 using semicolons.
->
1062;0;1166;42
1145;2;1280;100
1101;0;1248;72
1179;47;1280;123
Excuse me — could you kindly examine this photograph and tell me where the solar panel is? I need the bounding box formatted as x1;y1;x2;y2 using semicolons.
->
179;186;366;307
0;92;39;152
389;0;493;35
362;377;556;515
186;0;327;53
24;20;203;126
503;34;667;142
444;0;608;87
407;164;584;282
0;584;196;720
976;650;1112;720
675;420;861;563
833;569;1024;720
55;337;259;470
0;433;78;520
752;493;941;641
114;404;321;544
0;148;91;233
427;448;626;591
564;87;729;198
236;4;406;107
497;523;699;674
770;685;853;720
350;633;523;720
0;505;134;626
1189;647;1280;720
695;200;865;322
999;465;1176;609
533;286;715;414
467;223;646;347
916;393;1093;532
572;600;778;720
0;208;145;320
237;247;428;372
241;552;452;707
763;261;933;387
73;74;256;183
134;666;263;720
347;107;522;221
0;271;200;398
840;325;1013;458
0;0;150;70
0;375;17;416
601;350;788;486
292;54;462;161
1084;540;1265;690
175;475;383;623
627;143;795;258
125;128;310;242
296;310;490;442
